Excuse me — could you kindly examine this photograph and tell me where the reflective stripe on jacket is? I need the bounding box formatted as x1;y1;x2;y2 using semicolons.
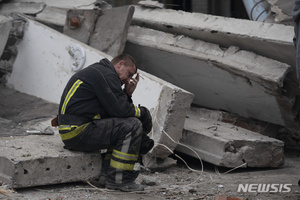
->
58;58;141;140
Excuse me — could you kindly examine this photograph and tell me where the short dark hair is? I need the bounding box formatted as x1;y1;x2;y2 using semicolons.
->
111;54;137;73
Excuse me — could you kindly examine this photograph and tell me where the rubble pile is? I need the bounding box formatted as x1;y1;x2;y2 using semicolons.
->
0;0;299;193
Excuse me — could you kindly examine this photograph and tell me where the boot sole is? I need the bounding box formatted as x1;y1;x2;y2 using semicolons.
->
106;184;144;192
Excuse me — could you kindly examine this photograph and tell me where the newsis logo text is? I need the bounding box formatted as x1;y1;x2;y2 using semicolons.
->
237;183;292;193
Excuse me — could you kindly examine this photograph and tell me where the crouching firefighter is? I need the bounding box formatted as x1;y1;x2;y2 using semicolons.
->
53;54;154;192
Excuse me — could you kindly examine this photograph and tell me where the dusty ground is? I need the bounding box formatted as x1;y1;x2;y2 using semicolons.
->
0;87;300;200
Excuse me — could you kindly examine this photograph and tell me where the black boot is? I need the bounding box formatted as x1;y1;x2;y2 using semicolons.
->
106;182;144;192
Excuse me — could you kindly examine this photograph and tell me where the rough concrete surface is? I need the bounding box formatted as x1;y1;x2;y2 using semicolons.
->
132;70;194;160
266;0;293;23
63;9;101;44
0;86;101;188
0;134;101;188
36;6;67;27
177;116;284;168
131;5;295;70
125;25;296;128
2;151;300;200
6;17;110;104
186;107;300;152
0;2;45;15
89;5;135;57
0;15;12;57
5;0;98;10
131;4;300;103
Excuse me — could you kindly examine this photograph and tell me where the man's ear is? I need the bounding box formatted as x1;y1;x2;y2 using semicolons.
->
119;60;125;66
116;60;124;69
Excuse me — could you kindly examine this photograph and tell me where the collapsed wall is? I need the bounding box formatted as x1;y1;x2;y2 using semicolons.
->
131;5;295;71
125;25;296;129
128;5;300;129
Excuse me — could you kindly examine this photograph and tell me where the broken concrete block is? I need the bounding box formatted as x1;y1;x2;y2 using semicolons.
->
266;0;293;24
132;70;194;159
6;17;111;104
138;1;164;9
176;111;285;168
89;5;135;57
124;26;296;128
0;15;13;57
0;135;101;188
35;6;67;31
0;1;108;32
6;0;100;10
187;107;281;139
131;5;299;98
0;15;25;85
63;9;101;44
131;5;295;70
0;2;46;15
142;156;176;171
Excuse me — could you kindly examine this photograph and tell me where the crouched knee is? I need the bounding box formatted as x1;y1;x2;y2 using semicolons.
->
127;117;143;134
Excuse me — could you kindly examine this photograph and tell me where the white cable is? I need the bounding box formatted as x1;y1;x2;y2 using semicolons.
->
216;162;248;175
149;103;247;186
149;105;213;188
153;115;204;173
156;143;213;189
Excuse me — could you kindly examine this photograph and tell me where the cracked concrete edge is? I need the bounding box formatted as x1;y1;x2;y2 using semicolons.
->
0;15;13;57
177;118;284;168
0;135;101;188
150;86;194;158
127;25;291;92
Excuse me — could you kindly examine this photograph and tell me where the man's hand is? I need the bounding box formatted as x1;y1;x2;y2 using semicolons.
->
139;106;152;134
139;133;154;155
125;73;139;96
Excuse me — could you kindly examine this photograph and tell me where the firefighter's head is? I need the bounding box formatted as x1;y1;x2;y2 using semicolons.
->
112;54;137;85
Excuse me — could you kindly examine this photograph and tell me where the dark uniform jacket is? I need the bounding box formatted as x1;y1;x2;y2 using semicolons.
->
58;58;141;138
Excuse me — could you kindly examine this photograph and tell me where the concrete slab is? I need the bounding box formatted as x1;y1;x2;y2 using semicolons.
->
89;5;134;57
0;1;109;31
63;9;101;44
124;26;296;128
0;2;46;15
176;109;285;168
0;134;101;188
0;15;24;85
133;71;194;159
7;0;98;10
131;5;295;70
138;0;164;9
6;17;111;104
36;6;67;28
0;15;13;57
131;5;299;94
266;0;293;23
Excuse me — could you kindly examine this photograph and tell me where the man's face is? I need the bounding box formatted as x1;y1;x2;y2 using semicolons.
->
116;60;136;84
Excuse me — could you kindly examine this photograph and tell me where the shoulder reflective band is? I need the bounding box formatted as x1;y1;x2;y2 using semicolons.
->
61;79;83;114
